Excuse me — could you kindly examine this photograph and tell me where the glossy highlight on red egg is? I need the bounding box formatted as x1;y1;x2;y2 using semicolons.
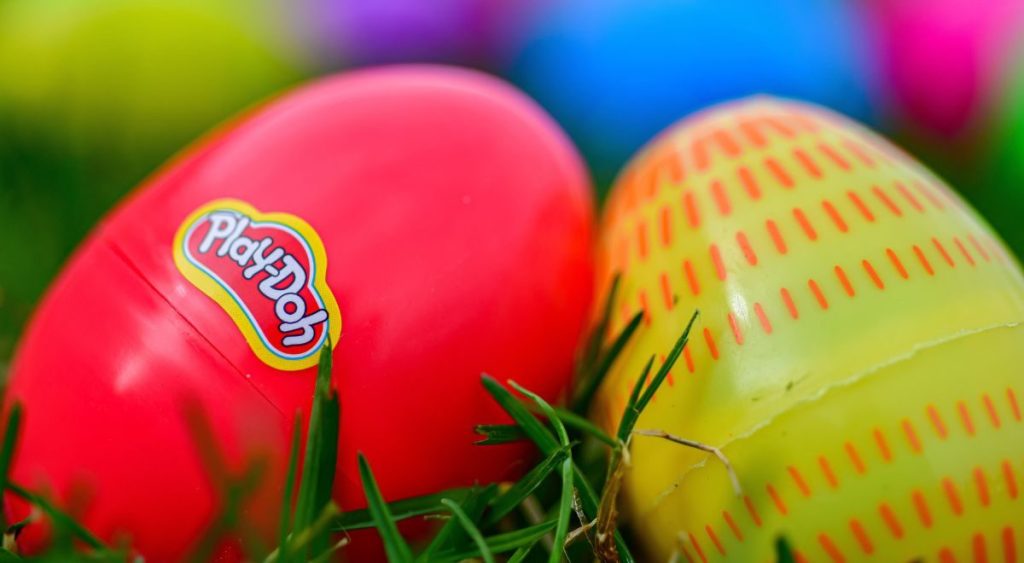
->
4;66;595;560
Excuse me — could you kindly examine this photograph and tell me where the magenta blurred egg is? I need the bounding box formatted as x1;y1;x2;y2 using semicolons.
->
869;0;1024;137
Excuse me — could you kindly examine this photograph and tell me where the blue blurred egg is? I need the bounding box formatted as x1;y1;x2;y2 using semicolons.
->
508;0;880;188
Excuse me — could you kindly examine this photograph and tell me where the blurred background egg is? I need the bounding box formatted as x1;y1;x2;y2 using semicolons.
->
592;98;1024;561
864;0;1024;222
867;0;1024;140
506;0;880;191
0;0;309;361
298;0;533;69
980;45;1024;260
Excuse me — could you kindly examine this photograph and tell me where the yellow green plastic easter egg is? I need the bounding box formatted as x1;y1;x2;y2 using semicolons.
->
592;98;1024;562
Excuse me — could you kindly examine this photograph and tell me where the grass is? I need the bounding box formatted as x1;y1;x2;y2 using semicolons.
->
0;279;794;562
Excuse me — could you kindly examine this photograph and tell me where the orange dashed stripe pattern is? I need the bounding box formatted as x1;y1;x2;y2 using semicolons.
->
677;385;1024;561
618;231;1002;372
596;100;1024;563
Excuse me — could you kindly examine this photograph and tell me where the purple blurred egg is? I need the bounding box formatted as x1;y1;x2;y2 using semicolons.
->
303;0;533;68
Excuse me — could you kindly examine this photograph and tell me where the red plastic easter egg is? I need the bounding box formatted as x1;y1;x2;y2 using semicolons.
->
4;66;594;559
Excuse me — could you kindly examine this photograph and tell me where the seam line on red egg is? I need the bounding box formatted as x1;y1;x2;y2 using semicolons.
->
105;241;287;418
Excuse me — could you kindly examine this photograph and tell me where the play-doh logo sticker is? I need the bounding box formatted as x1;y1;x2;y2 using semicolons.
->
173;199;341;371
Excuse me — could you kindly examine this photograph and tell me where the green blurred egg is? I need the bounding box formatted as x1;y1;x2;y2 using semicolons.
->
0;0;307;361
0;0;305;165
983;48;1024;257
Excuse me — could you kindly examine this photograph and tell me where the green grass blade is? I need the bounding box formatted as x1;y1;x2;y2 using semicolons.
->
595;313;699;562
439;499;494;563
573;311;642;413
275;413;303;563
0;404;22;486
615;356;655;443
635;310;698;413
431;520;556;562
333;487;475;531
481;376;635;561
597;313;701;563
417;485;497;561
5;516;30;537
507;542;536;563
0;404;22;530
579;274;621;373
356;454;413;563
309;394;340;557
182;399;230;486
7;484;104;550
293;341;340;543
552;407;615;448
572;460;634;562
308;538;350;563
508;381;569;447
626;357;652;411
589;315;700;560
480;375;558;453
267;503;341;563
190;457;269;561
775;536;796;563
473;424;527;445
505;381;574;563
484;446;568;527
549;458;574;563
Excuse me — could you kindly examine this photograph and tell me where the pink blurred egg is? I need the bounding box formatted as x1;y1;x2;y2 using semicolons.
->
869;0;1024;137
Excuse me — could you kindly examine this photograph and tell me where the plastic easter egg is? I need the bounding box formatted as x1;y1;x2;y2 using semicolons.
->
592;98;1024;561
508;0;878;189
6;66;594;559
0;0;304;168
300;0;531;68
0;0;307;358
868;0;1024;138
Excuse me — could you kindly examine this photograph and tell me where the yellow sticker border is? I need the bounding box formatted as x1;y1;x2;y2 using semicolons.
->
172;198;342;371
